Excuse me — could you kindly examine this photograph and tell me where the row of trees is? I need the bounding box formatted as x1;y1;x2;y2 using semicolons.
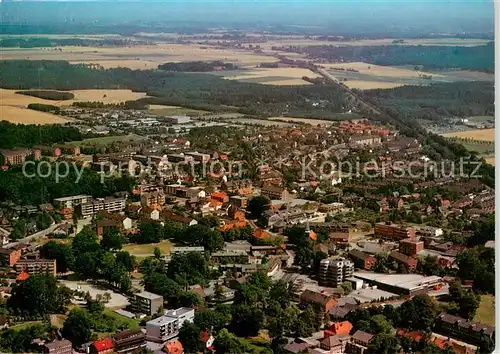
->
0;121;82;149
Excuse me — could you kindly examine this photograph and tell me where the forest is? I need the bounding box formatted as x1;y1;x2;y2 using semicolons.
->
158;61;236;72
17;90;74;100
0;121;83;149
279;42;494;72
27;103;61;114
360;81;494;120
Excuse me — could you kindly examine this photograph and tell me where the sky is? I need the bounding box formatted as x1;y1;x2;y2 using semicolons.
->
0;1;494;35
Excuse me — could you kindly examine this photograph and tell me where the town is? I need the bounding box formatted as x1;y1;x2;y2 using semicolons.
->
0;109;495;354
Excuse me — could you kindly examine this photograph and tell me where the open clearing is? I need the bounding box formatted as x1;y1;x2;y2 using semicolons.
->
441;129;495;141
70;134;146;147
122;240;172;255
0;105;69;124
148;105;208;116
474;294;495;326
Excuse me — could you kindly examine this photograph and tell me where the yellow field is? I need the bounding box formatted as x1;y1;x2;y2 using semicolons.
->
224;67;319;85
1;89;149;107
441;129;495;141
0;106;69;124
342;80;406;89
1;43;279;70
474;295;495;326
324;62;446;79
122;240;172;255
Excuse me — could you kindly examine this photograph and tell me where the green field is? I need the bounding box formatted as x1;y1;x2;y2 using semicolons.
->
474;295;495;326
9;321;44;331
460;143;495;155
68;134;145;147
468;115;494;122
122;240;173;255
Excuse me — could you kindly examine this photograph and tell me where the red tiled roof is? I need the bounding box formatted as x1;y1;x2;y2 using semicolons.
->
165;340;183;354
92;338;113;352
16;271;30;281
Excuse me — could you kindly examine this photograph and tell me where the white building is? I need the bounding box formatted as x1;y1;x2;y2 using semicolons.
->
418;226;443;237
165;115;191;124
319;257;355;287
146;307;195;342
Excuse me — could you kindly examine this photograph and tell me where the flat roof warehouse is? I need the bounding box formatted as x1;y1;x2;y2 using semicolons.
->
352;272;443;296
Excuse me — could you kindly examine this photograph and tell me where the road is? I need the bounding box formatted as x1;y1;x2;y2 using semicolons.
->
4;221;69;248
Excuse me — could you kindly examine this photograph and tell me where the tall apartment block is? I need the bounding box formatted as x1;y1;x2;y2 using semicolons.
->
77;197;126;218
319;257;354;287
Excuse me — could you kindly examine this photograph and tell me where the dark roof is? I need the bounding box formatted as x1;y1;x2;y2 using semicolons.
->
389;251;416;265
352;330;374;344
300;289;335;307
349;249;373;261
161;210;194;224
284;342;310;354
44;339;72;350
437;313;495;336
320;335;342;348
111;329;144;343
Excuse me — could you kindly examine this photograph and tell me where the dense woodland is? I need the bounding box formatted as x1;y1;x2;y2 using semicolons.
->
17;90;74;100
0;121;82;149
27;103;61;114
158;61;236;72
361;81;494;120
282;42;494;72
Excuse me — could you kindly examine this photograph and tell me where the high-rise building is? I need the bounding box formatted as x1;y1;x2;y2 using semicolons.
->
319;257;354;287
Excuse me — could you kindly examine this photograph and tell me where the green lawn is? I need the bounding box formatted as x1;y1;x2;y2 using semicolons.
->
103;309;140;330
9;321;44;331
122;240;173;255
474;295;495;326
469;116;494;122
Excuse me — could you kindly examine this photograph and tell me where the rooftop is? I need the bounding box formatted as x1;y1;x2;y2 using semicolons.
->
136;291;163;300
353;272;442;291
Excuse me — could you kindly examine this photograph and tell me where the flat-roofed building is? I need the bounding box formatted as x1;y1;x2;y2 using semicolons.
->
164;115;191;124
43;339;73;354
375;222;416;241
78;197;126;218
185;151;211;163
111;329;146;353
130;291;163;316
15;259;56;277
146;308;194;342
53;195;91;210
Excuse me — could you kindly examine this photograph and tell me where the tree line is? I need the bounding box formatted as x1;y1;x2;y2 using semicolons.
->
0;121;82;149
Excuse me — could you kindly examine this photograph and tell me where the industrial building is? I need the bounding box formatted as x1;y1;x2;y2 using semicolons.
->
352;272;444;296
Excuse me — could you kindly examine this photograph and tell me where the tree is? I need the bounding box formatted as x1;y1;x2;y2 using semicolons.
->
154;247;162;260
178;291;202;308
167;253;209;286
116;251;136;272
213;329;245;354
367;334;400;354
8;275;71;316
398;295;437;331
230;304;264;337
62;308;92;347
194;307;232;333
143;272;182;303
247;195;270;219
458;292;480;320
134;223;162;244
40;241;75;272
101;228;123;251
341;281;353;295
295;307;316;338
178;322;202;353
72;226;100;254
370;314;394;334
35;212;52;230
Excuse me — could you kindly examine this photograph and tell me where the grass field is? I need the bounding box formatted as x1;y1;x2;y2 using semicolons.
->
474;295;495;326
324;62;446;79
122;240;173;255
223;67;319;86
269;116;334;125
69;134;146;147
468;116;494;122
9;321;44;331
441;129;495;141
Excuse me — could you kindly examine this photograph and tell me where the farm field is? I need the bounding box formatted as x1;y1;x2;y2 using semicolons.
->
1;89;149;107
1;43;279;69
0;105;69;124
228;118;293;126
223;67;319;85
323;62;447;78
474;294;495;326
441;129;495;141
342;80;406;90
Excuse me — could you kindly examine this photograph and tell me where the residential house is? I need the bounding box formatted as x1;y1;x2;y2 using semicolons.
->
90;338;114;354
0;247;22;266
399;238;424;256
43;340;73;354
345;330;374;354
0;148;31;165
324;321;353;337
348;249;376;270
222;179;253;196
329;231;350;245
284;342;311;354
261;185;286;200
300;289;338;314
140;190;166;207
164;340;184;354
111;329;146;353
161;210;198;226
435;313;495;345
389;251;417;272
